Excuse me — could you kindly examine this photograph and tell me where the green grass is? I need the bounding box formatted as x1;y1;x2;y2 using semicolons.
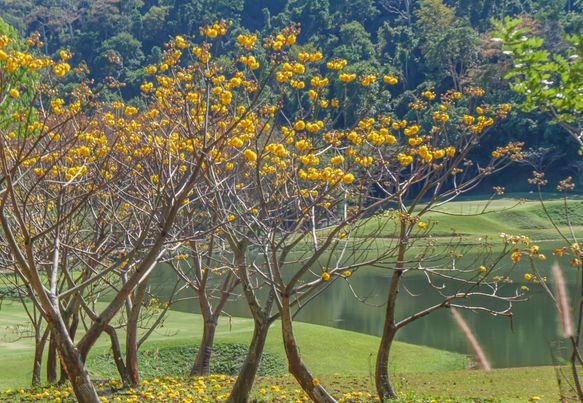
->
89;343;286;379
0;300;466;390
0;300;563;401
353;196;583;242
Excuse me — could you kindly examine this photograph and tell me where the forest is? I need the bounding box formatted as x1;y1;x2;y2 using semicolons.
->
1;0;582;187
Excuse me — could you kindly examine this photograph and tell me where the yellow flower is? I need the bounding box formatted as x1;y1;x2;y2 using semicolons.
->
59;49;72;60
125;106;138;116
150;175;159;184
175;35;188;48
432;149;446;159
140;82;154;93
341;173;355;184
205;28;218;38
421;91;436;100
408;137;423;146
360;74;376;86
524;273;533;281
228;214;235;221
243;149;257;162
397;153;414;166
339;73;356;83
312;378;320;386
294;120;306;131
221;91;232;105
344;270;352;277
383;75;398;85
463;115;475;125
53;62;71;77
9;88;20;98
479;265;487;273
417;222;427;230
330;155;344;165
511;251;521;263
237;34;257;50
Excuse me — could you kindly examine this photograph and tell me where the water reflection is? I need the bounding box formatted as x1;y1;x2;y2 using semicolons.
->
150;250;576;368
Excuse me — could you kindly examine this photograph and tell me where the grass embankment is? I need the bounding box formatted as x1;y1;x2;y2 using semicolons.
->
356;197;583;241
0;301;559;401
0;301;463;384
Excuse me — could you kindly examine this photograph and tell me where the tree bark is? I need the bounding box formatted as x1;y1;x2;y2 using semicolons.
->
191;319;217;376
374;323;398;401
281;296;336;403
375;223;407;402
126;281;148;387
227;319;270;403
59;307;80;385
49;316;100;403
104;325;132;387
32;327;49;386
55;336;100;403
47;335;58;384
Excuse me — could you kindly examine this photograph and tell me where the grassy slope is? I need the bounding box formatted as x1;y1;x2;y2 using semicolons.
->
0;301;465;390
0;301;560;400
355;196;583;241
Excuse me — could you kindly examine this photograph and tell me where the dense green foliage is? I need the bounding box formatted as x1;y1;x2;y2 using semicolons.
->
494;17;582;147
89;344;287;379
1;0;582;186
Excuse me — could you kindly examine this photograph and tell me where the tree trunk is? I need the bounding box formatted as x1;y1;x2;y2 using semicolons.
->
376;222;407;402
47;335;58;384
126;309;140;387
227;320;270;403
32;328;49;386
59;308;80;385
191;319;217;376
281;297;336;403
104;325;132;386
374;324;398;401
126;280;149;387
48;316;100;403
55;336;100;403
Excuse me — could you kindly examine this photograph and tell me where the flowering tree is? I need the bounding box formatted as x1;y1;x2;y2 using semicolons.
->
0;25;252;400
366;87;533;401
168;209;241;377
187;24;527;402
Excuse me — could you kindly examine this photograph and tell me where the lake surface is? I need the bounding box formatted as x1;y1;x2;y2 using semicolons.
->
149;244;579;369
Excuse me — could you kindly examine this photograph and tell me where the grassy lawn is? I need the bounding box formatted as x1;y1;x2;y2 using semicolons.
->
0;300;465;390
0;301;563;401
355;196;583;242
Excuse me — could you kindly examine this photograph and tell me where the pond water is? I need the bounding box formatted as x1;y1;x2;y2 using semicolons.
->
149;244;578;369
